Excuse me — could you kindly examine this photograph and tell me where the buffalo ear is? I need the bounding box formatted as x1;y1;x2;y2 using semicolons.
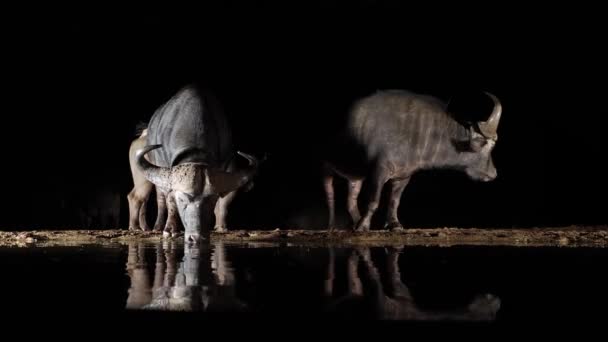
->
469;127;487;152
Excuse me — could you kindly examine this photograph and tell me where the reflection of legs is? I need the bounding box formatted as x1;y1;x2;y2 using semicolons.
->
125;242;152;309
126;242;139;272
152;243;166;292
357;248;383;298
324;248;335;297
355;165;390;232
323;166;336;231
212;242;233;286
385;178;410;231
163;240;177;287
347;180;363;229
214;191;236;233
347;249;363;296
386;247;411;299
153;190;168;232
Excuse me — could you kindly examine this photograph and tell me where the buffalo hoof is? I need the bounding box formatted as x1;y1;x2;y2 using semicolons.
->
354;222;370;232
385;222;404;232
128;225;140;231
214;226;228;233
163;223;180;238
162;229;181;238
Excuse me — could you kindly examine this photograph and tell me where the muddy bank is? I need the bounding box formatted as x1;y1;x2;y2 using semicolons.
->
1;226;607;247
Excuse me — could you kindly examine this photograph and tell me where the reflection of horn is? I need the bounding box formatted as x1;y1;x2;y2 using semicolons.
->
477;92;503;139
135;145;173;190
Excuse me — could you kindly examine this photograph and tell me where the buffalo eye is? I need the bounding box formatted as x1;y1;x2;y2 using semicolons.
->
470;137;487;152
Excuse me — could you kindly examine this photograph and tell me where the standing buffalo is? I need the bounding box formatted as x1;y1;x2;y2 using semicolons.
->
135;84;260;242
323;90;502;231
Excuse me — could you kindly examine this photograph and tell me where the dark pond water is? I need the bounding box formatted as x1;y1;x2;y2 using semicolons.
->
1;242;607;330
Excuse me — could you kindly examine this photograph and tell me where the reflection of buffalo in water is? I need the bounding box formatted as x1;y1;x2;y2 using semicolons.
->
324;247;501;321
125;243;499;320
125;241;247;312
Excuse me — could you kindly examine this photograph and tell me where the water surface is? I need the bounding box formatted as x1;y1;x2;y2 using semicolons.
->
2;242;607;326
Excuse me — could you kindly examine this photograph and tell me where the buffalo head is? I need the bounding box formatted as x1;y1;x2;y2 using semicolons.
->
464;92;502;182
135;145;260;242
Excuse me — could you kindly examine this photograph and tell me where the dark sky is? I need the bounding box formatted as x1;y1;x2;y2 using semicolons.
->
1;2;606;229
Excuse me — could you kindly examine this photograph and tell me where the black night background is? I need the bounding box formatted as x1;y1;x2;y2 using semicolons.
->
1;1;606;230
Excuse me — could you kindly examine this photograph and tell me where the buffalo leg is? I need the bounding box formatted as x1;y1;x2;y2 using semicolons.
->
153;190;168;232
138;197;150;231
385;178;410;231
323;165;336;231
214;191;236;233
347;179;363;228
164;193;180;238
355;166;390;232
128;183;153;231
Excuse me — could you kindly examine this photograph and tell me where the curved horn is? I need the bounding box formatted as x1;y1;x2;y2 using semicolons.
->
477;92;502;139
135;145;172;190
237;151;259;167
204;152;260;196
